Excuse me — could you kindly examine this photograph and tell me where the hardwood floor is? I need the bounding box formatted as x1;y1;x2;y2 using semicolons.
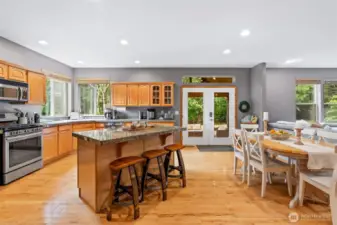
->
0;147;331;225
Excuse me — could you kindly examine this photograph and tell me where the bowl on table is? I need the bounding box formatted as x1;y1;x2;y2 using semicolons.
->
269;129;291;141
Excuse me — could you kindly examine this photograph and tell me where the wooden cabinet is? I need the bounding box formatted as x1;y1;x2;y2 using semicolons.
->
111;82;174;107
58;125;73;155
28;71;46;105
161;83;174;106
8;66;27;82
95;123;105;129
150;84;161;106
0;63;8;79
112;84;127;106
127;85;139;106
138;84;150;106
43;127;58;163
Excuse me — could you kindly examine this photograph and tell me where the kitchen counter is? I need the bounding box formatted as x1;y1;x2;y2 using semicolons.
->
72;126;184;145
42;118;175;127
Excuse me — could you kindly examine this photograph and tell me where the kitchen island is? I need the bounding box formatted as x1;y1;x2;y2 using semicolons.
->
72;126;184;213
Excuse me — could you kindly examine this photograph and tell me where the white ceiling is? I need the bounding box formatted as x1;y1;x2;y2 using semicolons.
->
0;0;336;68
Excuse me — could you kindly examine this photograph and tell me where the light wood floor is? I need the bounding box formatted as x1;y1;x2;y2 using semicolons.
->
0;147;332;225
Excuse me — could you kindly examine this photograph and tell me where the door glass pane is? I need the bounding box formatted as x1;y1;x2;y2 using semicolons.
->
188;92;203;137
214;92;229;138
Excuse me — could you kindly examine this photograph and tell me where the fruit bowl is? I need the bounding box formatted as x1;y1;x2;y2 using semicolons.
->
269;130;291;141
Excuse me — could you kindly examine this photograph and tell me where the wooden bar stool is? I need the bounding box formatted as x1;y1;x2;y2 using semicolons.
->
164;144;186;188
141;149;168;202
106;156;145;221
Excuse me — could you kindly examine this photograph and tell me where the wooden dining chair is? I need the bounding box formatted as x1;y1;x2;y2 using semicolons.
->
299;164;337;225
232;129;247;182
242;130;292;198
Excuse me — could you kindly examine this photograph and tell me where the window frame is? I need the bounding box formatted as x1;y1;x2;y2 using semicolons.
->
323;80;337;123
42;78;72;117
295;79;337;123
78;82;111;116
295;83;319;122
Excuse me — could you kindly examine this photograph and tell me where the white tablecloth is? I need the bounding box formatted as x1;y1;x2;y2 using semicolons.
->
264;136;337;170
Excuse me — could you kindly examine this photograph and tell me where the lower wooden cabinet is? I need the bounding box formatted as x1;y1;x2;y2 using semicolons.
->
58;125;73;155
43;127;58;163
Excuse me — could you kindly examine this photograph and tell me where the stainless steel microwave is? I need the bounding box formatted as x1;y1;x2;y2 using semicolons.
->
0;79;28;103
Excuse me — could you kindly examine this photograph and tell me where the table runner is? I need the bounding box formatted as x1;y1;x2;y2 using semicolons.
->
263;136;336;170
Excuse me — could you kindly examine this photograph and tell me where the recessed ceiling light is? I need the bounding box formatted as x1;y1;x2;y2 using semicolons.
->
77;60;84;64
223;49;231;55
240;29;251;37
120;39;129;45
285;58;303;64
38;40;48;46
134;60;140;64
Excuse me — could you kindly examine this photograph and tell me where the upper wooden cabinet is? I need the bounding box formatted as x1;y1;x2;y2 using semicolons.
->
150;84;161;106
138;84;150;106
8;66;27;82
28;71;46;105
111;82;174;107
162;83;174;106
127;85;139;106
111;84;127;106
0;63;8;79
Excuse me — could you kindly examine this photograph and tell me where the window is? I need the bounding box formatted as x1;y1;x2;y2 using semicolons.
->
323;81;337;122
295;83;317;121
42;78;71;116
182;76;234;84
79;83;111;115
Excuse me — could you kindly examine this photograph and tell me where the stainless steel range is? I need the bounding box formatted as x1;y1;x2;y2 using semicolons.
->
0;123;43;184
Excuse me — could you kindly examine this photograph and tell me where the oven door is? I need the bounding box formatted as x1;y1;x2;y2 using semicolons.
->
3;132;43;173
0;84;20;101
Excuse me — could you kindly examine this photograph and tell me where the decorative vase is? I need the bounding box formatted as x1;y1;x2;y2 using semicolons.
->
294;128;304;145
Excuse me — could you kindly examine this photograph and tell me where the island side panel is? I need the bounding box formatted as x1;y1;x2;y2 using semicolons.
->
77;139;97;211
95;142;119;213
95;133;175;212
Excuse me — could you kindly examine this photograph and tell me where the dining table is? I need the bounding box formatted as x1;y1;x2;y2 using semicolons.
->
257;135;337;209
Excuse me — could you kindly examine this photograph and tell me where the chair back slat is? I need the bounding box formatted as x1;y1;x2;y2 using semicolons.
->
242;130;267;166
241;124;259;132
232;129;245;154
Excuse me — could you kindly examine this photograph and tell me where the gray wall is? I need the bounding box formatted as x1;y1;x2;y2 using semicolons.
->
0;37;73;114
250;63;266;127
74;68;251;126
265;68;337;122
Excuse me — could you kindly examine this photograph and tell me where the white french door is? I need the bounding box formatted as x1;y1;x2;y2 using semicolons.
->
182;87;236;146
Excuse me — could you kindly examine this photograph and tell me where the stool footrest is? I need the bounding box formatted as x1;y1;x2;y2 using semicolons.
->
168;174;183;178
146;172;162;182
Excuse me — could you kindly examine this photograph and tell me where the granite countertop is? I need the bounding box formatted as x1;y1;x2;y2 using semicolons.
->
72;126;185;145
42;118;175;127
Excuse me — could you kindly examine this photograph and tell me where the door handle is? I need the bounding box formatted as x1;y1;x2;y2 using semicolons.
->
209;112;213;118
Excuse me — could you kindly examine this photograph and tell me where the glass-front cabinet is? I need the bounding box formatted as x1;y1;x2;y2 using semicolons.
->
162;83;174;106
150;84;161;106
